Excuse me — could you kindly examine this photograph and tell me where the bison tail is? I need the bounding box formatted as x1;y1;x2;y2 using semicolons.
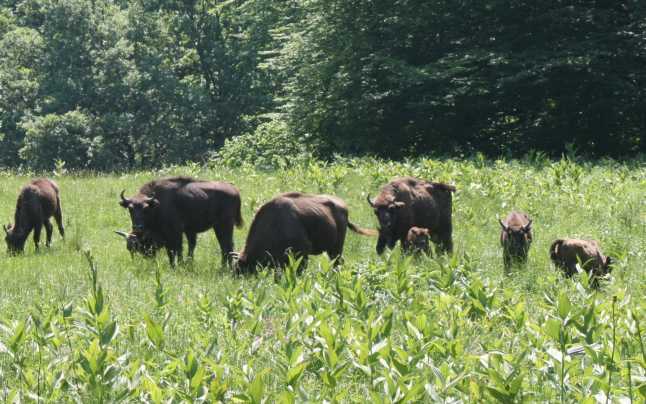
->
549;239;563;261
235;202;244;228
348;221;378;236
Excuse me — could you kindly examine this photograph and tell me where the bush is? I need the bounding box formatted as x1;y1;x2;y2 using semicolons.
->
214;118;314;170
19;110;106;170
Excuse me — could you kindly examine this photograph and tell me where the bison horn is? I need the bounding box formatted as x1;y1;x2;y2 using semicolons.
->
499;219;508;231
114;230;129;239
2;224;8;234
523;219;532;231
120;190;129;203
366;194;375;208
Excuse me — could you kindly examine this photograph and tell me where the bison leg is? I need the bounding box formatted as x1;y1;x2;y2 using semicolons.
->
186;232;197;259
165;234;183;267
214;223;234;266
33;223;42;251
44;220;53;247
376;235;389;254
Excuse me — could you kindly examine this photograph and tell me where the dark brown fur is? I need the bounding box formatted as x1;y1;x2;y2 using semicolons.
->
4;178;65;253
368;177;455;254
550;239;613;280
119;176;242;266
499;211;532;271
403;226;431;254
236;192;374;274
114;230;162;258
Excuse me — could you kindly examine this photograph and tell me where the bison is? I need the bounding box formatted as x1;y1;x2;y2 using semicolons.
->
4;178;65;253
499;211;533;271
550;239;613;280
119;176;242;266
367;177;455;254
235;192;375;274
403;226;431;254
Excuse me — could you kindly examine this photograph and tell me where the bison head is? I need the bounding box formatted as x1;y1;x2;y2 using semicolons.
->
119;190;159;232
499;219;532;255
367;195;405;254
407;227;430;252
115;230;159;258
4;224;26;254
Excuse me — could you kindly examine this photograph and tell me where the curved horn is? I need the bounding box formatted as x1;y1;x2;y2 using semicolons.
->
114;230;129;239
366;194;375;208
2;224;8;234
499;219;508;230
120;190;129;203
523;219;532;231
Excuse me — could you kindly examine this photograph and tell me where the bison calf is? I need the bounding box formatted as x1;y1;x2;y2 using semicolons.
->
499;212;532;271
550;239;613;281
4;178;65;253
235;192;375;274
403;226;431;254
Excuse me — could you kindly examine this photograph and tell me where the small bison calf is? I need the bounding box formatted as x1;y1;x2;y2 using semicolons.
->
550;239;613;279
499;212;532;271
4;178;65;253
403;226;431;254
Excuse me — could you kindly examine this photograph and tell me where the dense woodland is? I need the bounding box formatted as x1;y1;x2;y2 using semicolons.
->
0;0;644;170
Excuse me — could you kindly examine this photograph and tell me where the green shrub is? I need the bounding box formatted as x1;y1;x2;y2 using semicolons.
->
214;118;314;170
19;110;106;170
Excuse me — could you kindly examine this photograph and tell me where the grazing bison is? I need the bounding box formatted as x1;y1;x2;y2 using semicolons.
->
550;239;613;280
119;176;242;266
235;192;375;274
499;211;533;271
367;177;455;254
114;230;162;258
403;227;431;254
4;178;65;253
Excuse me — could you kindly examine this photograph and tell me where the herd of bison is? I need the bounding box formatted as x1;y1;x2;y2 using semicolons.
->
3;176;614;283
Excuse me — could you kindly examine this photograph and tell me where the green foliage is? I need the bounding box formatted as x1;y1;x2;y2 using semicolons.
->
19;110;105;170
214;118;314;169
0;158;644;401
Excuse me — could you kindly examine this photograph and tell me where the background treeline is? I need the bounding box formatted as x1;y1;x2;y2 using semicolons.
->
0;0;644;170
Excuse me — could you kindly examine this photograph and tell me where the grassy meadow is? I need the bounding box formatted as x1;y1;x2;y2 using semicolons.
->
0;157;644;402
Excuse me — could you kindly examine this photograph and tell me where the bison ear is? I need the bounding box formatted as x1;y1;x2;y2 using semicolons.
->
148;198;159;208
499;219;508;231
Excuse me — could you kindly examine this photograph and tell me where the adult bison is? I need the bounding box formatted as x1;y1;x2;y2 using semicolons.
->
4;178;65;253
550;239;613;280
499;211;533;271
235;192;375;274
367;177;455;254
118;176;242;266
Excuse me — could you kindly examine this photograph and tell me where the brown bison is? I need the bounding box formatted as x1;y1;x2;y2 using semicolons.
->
499;211;533;271
119;176;242;266
403;226;431;254
367;177;455;254
4;178;65;253
550;239;613;279
235;192;375;274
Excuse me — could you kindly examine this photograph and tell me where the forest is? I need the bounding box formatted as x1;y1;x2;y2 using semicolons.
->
0;0;644;170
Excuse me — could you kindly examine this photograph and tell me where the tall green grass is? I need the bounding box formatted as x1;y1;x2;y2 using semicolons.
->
0;157;644;402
